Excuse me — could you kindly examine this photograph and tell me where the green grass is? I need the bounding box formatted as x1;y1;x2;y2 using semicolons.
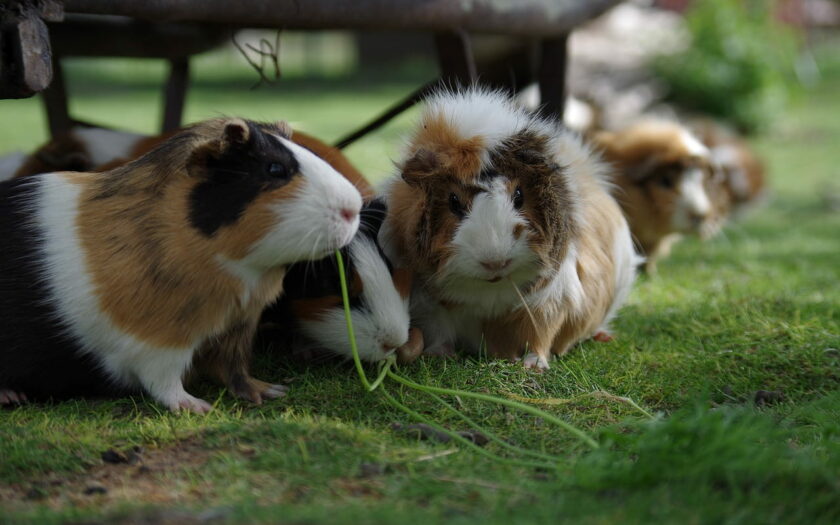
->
1;47;839;524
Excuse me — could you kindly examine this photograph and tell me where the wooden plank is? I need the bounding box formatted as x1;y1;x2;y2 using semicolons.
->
0;12;53;98
62;0;622;37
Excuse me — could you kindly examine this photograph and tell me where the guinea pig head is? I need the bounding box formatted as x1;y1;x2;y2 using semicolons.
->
185;118;362;270
597;121;716;238
392;90;577;296
282;199;412;362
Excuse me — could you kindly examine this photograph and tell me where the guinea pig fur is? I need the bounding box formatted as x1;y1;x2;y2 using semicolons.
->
593;120;720;274
381;88;641;369
262;198;415;362
692;119;766;218
0;118;362;411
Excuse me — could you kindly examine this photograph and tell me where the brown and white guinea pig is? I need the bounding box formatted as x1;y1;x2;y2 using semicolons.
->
261;197;423;364
380;88;641;369
592;120;720;274
0;118;362;412
692;119;766;218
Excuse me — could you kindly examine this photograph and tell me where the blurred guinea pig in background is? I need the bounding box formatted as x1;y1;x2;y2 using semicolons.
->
592;120;721;274
691;118;767;219
381;88;640;369
0;118;362;412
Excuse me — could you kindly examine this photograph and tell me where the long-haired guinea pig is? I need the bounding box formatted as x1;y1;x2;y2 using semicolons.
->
380;88;641;369
261;198;423;364
0;118;362;412
592;120;720;274
692;119;766;217
11;125;376;200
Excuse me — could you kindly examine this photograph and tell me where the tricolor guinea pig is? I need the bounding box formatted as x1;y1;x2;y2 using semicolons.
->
261;198;422;363
593;120;720;274
381;88;640;369
0;118;362;412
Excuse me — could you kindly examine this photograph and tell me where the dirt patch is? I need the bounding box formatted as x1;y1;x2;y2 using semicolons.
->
0;437;215;512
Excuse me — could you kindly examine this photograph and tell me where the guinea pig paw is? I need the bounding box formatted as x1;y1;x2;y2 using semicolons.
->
592;331;614;343
0;389;28;405
255;380;288;400
173;395;213;414
521;352;550;371
230;377;288;404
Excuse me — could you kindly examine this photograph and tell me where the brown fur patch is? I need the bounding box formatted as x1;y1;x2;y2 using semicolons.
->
391;268;413;299
406;114;485;182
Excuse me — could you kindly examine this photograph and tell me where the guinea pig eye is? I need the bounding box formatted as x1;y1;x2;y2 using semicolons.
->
449;192;465;218
267;162;289;179
513;187;524;210
657;174;675;189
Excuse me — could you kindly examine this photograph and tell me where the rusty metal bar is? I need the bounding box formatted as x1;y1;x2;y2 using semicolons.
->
334;80;435;150
62;0;621;38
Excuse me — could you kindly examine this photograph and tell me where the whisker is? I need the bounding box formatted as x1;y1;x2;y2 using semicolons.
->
509;277;540;333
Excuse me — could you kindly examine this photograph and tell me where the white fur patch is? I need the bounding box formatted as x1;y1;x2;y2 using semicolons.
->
679;129;710;158
72;127;145;167
31;174;201;410
242;136;362;269
672;167;712;232
299;236;410;362
420;87;555;168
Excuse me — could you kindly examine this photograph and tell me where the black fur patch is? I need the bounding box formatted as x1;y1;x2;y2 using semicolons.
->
189;122;300;237
0;177;129;400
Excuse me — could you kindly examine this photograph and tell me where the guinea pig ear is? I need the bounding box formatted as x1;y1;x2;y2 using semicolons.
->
222;119;250;147
400;148;439;187
186;141;215;177
275;120;293;138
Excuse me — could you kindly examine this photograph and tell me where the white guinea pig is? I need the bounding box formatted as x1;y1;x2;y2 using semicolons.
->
381;88;641;369
0;118;362;412
262;198;423;363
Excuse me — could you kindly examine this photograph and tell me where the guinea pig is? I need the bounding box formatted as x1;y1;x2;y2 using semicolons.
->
592;119;720;274
692;118;766;218
381;88;641;369
261;198;422;363
0;117;362;412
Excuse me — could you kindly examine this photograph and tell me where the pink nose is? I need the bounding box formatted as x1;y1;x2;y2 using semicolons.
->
340;208;357;223
480;259;512;273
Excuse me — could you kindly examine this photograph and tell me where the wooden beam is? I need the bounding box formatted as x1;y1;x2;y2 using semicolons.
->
161;57;189;133
537;34;568;121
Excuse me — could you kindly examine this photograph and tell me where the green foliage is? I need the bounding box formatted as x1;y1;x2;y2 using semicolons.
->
654;0;800;132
